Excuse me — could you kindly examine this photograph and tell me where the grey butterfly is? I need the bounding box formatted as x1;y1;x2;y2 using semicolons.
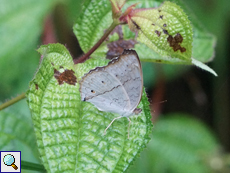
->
79;49;143;138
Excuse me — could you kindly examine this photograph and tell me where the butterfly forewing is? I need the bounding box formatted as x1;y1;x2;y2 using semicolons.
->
80;50;143;117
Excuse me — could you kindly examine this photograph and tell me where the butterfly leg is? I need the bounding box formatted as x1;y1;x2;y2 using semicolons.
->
104;116;123;136
127;118;131;139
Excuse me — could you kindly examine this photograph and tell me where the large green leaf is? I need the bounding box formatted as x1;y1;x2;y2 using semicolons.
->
0;109;39;163
128;114;219;173
26;43;152;172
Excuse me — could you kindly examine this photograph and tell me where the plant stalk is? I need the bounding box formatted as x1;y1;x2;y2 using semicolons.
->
0;93;26;111
21;160;46;171
75;20;120;64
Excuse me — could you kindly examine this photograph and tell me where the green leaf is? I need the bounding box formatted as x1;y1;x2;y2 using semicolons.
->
0;0;57;60
192;28;216;63
73;0;112;56
0;109;39;162
128;114;219;173
26;43;152;172
110;0;126;18
0;0;57;99
172;0;216;63
191;58;217;76
123;0;216;63
123;0;217;75
129;1;193;61
73;0;216;70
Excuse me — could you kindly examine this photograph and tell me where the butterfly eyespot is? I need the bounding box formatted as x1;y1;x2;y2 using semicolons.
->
91;90;95;93
102;81;105;84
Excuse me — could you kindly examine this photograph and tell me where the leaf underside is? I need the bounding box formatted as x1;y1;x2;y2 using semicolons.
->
26;43;152;172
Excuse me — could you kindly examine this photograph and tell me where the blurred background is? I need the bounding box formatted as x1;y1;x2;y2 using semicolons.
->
0;0;230;172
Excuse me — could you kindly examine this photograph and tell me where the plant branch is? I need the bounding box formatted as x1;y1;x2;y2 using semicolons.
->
21;160;46;171
0;93;26;111
75;20;120;64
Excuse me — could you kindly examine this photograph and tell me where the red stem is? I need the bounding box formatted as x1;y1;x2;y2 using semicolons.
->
75;20;120;64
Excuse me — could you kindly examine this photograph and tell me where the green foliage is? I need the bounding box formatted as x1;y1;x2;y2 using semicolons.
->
0;110;37;154
0;108;40;172
26;44;153;172
0;0;57;99
73;0;112;56
130;1;193;61
124;0;216;63
73;0;217;76
128;114;219;173
0;0;219;172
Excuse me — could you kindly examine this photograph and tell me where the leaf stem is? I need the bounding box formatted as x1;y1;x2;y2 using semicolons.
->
21;160;46;171
75;20;120;64
0;93;26;111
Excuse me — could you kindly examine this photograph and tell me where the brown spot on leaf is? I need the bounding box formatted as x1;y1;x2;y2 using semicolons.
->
159;15;163;19
54;69;77;85
155;30;161;37
156;60;162;63
167;33;186;53
51;62;54;66
158;10;161;12
35;83;38;90
163;29;169;35
152;23;155;26
163;24;167;27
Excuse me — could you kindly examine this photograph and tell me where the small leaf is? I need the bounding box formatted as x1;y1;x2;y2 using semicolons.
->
27;43;152;172
128;1;193;61
191;58;217;76
110;0;126;18
73;0;112;55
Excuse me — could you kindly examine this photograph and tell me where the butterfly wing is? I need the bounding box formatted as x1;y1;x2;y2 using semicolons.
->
79;50;143;116
105;50;143;116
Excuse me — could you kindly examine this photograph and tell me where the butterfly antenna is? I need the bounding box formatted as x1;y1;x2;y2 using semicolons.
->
104;116;123;135
127;118;131;139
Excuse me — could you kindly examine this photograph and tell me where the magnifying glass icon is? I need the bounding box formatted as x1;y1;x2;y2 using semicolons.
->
3;154;18;170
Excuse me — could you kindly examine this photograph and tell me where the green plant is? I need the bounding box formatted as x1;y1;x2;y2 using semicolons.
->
0;0;220;172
